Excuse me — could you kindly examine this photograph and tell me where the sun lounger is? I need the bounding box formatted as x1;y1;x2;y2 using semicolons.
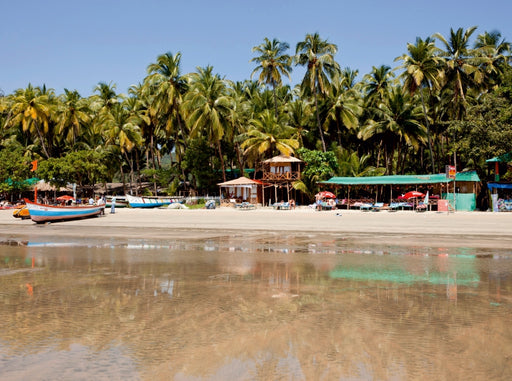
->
371;202;384;211
273;202;290;210
237;202;255;209
388;202;413;211
360;203;373;211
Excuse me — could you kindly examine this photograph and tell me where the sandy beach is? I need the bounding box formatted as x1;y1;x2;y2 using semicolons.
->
1;206;512;249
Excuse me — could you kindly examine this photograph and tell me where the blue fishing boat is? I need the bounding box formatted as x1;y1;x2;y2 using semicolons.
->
125;194;179;208
24;199;105;223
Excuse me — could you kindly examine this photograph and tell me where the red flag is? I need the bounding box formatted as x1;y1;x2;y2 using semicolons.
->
30;160;38;171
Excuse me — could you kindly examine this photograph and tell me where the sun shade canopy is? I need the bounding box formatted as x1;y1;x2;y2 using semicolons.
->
486;152;512;163
320;174;453;186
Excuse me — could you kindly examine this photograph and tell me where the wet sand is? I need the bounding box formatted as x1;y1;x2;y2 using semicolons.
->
1;206;512;249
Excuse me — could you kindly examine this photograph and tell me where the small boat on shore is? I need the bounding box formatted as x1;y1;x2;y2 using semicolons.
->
24;199;105;223
106;196;128;208
125;195;180;208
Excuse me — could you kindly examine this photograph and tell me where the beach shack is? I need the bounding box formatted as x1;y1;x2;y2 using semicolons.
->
321;171;480;211
260;154;303;205
217;176;264;206
486;152;512;211
443;171;481;212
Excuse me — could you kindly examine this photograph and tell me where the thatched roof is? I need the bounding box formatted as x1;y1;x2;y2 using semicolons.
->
31;180;70;192
263;155;302;163
218;177;261;187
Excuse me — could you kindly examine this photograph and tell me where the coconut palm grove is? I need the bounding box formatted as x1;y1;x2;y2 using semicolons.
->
2;28;512;204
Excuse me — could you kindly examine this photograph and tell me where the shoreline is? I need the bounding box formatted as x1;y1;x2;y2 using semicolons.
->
2;207;512;250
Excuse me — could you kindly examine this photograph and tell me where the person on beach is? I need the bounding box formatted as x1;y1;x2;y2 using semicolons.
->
110;196;116;214
97;195;105;215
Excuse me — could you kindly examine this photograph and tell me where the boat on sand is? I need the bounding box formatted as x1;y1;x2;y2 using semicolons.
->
24;199;105;223
125;195;180;208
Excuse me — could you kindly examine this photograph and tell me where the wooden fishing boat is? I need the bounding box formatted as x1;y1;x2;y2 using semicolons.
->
105;196;128;208
24;199;105;223
125;194;180;208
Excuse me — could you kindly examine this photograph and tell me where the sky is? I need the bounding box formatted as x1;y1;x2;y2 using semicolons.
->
2;0;512;97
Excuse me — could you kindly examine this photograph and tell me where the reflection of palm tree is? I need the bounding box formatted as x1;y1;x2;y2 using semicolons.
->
295;33;340;152
251;38;292;117
396;37;443;173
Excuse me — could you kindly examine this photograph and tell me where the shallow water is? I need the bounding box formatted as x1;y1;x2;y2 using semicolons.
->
1;233;512;380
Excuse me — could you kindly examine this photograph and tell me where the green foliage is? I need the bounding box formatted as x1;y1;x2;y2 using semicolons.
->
37;150;109;189
183;138;220;193
0;144;34;194
335;148;385;177
448;87;512;177
297;147;339;181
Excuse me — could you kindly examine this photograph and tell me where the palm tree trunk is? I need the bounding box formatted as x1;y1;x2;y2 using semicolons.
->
217;140;226;182
314;92;327;152
420;89;435;173
34;121;51;159
272;80;278;118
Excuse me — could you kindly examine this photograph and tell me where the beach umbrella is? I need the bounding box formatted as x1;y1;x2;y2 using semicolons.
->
316;191;336;199
403;191;424;200
56;195;75;201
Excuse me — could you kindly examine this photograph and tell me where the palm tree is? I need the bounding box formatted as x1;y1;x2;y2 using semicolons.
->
474;30;510;90
364;65;395;106
103;102;143;192
433;27;484;173
325;71;363;148
240;109;299;162
295;33;340;152
395;37;444;173
433;27;481;120
285;98;311;147
57;89;91;149
145;52;189;184
92;81;118;112
5;84;54;158
359;86;425;174
183;66;232;181
336;148;385;177
251;38;292;117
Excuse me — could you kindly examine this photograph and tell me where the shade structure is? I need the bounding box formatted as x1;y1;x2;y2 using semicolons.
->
316;191;336;199
56;195;75;201
402;191;425;200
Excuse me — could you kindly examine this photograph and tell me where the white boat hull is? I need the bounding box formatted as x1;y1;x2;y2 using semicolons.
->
24;200;105;223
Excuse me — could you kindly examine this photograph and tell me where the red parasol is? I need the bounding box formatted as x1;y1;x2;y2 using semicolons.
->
401;191;425;200
56;195;75;201
316;191;336;199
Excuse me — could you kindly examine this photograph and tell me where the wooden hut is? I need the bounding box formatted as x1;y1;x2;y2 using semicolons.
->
260;155;303;205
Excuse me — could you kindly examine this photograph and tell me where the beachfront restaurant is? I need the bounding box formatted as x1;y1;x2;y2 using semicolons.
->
217;176;265;206
320;172;480;211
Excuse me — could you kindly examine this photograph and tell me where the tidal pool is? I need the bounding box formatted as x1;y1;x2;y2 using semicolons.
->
1;233;511;380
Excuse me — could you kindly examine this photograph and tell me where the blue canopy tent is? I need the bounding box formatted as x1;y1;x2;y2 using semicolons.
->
488;182;512;212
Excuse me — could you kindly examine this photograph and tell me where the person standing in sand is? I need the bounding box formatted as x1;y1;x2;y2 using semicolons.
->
110;196;116;214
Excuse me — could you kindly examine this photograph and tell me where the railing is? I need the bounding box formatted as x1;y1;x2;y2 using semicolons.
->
262;172;300;181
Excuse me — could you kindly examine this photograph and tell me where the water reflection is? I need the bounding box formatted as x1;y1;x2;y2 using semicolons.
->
1;235;512;380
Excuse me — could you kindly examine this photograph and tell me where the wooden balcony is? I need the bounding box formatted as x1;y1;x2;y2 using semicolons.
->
262;171;301;182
